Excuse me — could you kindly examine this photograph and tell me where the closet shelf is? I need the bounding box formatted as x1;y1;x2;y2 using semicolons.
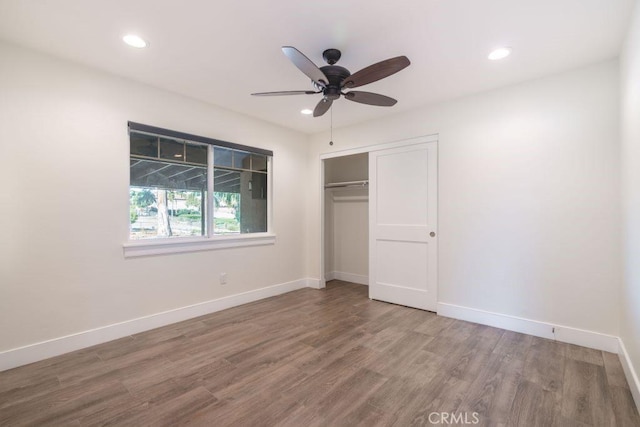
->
324;180;369;189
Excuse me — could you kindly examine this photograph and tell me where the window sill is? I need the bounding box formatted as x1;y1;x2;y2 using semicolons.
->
123;233;276;258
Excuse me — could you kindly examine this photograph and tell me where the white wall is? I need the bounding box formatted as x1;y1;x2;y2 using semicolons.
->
331;194;368;280
324;153;369;184
307;60;621;336
0;41;308;353
621;0;640;400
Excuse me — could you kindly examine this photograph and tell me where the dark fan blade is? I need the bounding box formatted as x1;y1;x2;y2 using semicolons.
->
313;98;333;117
252;90;319;96
344;91;397;106
342;56;410;89
282;46;329;87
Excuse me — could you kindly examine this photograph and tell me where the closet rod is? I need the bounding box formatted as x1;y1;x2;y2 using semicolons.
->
324;180;369;189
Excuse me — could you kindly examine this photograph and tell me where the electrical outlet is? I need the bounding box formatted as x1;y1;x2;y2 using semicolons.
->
220;273;227;285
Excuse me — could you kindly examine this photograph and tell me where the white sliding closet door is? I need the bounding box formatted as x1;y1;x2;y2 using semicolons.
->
369;141;438;311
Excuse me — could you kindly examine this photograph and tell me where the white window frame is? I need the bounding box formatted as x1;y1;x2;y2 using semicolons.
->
124;130;275;259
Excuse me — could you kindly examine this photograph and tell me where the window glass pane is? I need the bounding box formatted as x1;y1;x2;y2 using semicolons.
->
233;150;251;170
213;192;240;234
251;154;267;172
213;168;240;193
214;147;232;167
212;168;266;234
159;138;184;161
186;144;207;165
130;159;207;239
131;160;207;189
251;172;267;200
130;133;158;157
213;168;240;234
240;170;267;233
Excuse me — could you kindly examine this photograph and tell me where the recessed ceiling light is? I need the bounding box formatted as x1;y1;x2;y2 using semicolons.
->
488;47;511;60
123;34;148;48
301;109;313;115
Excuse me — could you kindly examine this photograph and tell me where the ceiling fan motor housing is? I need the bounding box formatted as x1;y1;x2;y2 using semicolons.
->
318;64;350;100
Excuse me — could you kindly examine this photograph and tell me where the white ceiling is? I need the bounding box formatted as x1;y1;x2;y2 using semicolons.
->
0;0;635;134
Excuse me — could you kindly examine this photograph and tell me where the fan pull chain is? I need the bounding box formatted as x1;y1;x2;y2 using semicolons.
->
329;106;334;146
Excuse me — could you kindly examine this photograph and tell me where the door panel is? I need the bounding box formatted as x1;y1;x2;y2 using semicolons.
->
376;240;429;291
369;142;438;311
376;150;429;225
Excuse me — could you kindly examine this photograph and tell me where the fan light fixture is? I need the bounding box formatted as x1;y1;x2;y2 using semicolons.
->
488;47;511;60
123;34;148;48
301;109;313;115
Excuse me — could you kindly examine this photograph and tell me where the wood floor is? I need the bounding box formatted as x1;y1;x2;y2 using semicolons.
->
1;281;638;426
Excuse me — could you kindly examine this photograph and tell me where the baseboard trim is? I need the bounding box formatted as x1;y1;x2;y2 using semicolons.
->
325;271;369;286
619;338;640;411
437;302;619;353
305;278;324;289
0;278;315;372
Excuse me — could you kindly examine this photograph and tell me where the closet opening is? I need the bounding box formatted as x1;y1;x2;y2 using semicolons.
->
322;152;369;288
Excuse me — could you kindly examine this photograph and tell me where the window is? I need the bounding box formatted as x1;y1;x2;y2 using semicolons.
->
126;122;272;255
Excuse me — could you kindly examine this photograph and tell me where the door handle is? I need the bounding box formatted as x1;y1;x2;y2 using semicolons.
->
430;231;436;237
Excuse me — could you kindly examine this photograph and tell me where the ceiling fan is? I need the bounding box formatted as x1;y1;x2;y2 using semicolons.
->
252;46;410;117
